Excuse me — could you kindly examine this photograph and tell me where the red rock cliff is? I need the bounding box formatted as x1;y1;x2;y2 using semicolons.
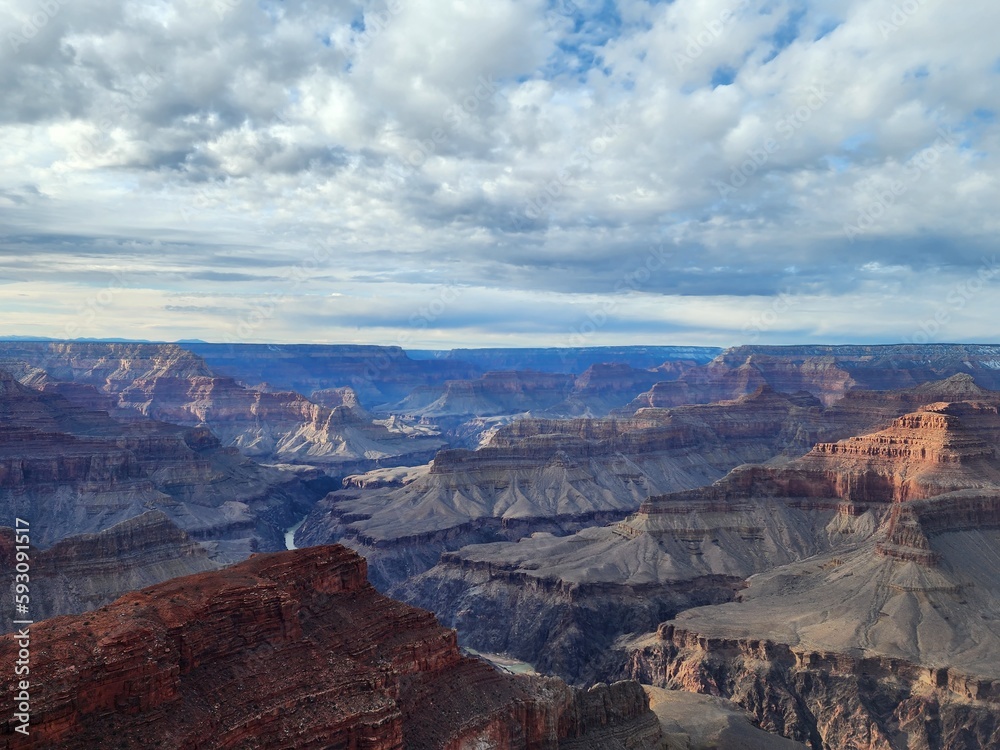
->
0;545;661;749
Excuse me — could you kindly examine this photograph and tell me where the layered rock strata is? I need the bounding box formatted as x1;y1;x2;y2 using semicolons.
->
402;390;1000;705
298;387;844;589
0;367;314;559
0;342;443;467
0;512;218;633
624;344;1000;409
0;545;663;749
612;402;1000;748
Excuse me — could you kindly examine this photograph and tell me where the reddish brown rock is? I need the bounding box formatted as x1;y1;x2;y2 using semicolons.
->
0;545;661;749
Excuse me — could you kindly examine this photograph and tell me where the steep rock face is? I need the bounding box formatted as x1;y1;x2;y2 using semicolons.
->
0;545;662;750
0;342;444;467
297;387;848;589
554;363;665;416
0;512;218;632
400;389;1000;694
624;344;1000;409
622;519;1000;749
388;365;668;422
0;368;313;559
644;687;806;749
613;403;1000;749
123;373;445;466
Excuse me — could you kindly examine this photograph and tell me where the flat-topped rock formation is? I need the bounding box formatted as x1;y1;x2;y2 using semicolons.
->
0;511;218;632
327;379;1000;592
186;342;484;405
409;346;721;374
622;490;1000;749
386;363;668;422
0;342;444;467
644;687;806;749
623;344;1000;409
0;545;663;749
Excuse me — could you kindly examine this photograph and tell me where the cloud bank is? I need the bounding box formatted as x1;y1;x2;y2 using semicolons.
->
1;0;998;346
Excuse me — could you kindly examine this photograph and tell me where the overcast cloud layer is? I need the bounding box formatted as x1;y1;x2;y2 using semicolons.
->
1;0;998;347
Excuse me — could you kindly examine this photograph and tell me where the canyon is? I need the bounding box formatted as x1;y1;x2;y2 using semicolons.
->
0;342;445;469
299;375;997;590
4;342;1000;747
0;366;316;558
401;384;1000;747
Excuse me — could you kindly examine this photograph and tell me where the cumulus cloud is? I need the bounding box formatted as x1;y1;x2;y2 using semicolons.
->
0;0;997;346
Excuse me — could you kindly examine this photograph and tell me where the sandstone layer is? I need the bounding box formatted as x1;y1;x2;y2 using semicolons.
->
0;545;662;750
624;344;1000;409
613;400;1000;748
380;377;993;605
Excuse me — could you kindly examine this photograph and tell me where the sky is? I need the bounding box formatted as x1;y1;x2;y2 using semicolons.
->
1;0;998;348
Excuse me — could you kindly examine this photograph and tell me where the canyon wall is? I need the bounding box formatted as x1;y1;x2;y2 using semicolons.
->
0;545;662;749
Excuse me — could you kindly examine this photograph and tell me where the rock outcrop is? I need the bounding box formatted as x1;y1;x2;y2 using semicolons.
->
0;545;663;749
186;342;483;405
0;367;314;560
624;344;1000;409
412;346;720;375
386;364;668;422
351;379;996;595
0;512;218;632
612;400;1000;748
0;342;444;467
387;370;577;418
297;387;851;589
644;687;806;749
401;386;1000;709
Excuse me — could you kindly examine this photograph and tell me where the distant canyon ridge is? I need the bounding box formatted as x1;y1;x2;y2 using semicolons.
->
3;340;1000;748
